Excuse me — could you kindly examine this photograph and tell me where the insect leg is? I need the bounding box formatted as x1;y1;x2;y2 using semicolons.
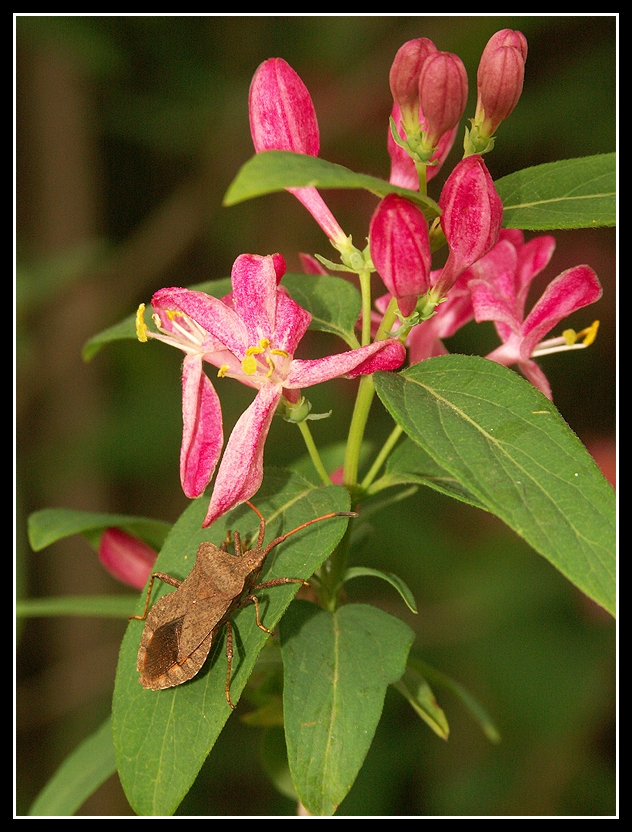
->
129;571;182;621
224;621;237;710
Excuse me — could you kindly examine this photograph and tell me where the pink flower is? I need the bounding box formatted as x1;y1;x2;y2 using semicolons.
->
369;193;431;317
475;29;528;138
433;155;503;298
373;270;474;365
418;50;468;150
388;103;457;188
389;38;438;133
249;58;348;249
406;280;474;363
467;231;602;399
99;528;157;590
139;253;406;526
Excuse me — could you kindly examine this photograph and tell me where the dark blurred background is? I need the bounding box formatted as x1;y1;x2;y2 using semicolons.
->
15;15;616;816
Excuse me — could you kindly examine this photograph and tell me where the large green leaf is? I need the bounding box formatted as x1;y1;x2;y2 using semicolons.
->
374;356;615;616
29;717;116;816
495;153;615;230
223;150;440;218
224;150;614;232
281;273;361;348
28;507;171;552
280;601;414;816
373;436;487;510
112;470;352;816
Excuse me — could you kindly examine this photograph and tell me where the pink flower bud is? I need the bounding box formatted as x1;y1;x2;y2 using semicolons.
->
98;527;157;590
434;155;503;297
475;29;527;138
369;193;431;317
388;103;458;188
418;51;468;149
248;58;348;248
389;38;437;130
249;58;320;156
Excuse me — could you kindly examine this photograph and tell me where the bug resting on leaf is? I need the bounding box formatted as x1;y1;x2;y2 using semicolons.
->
132;501;356;709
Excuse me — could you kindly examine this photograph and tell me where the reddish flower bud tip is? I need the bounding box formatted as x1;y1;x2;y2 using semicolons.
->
249;57;320;156
98;527;157;590
370;193;431;317
481;29;527;62
389;38;437;125
419;51;468;149
475;29;527;138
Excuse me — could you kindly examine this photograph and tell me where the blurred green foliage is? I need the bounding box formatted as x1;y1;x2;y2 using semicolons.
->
16;15;615;816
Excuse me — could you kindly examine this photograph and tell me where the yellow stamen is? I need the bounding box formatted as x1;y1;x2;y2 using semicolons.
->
136;304;148;342
562;320;600;348
241;355;258;375
217;365;229;378
578;320;600;346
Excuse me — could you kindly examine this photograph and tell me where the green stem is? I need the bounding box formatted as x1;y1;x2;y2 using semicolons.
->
342;374;376;489
415;160;428;197
296;419;332;486
375;296;400;342
317;520;354;612
358;268;372;346
361;423;404;491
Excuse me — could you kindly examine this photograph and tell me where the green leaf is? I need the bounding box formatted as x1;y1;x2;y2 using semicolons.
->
28;507;171;553
112;470;352;816
343;566;418;614
223;150;440;219
282;273;361;348
373;436;487;510
408;656;501;744
374;356;616;617
495;153;615;230
280;600;414;816
394;668;450;740
16;595;137;619
81;277;232;361
29;717;116;816
81;314;137;361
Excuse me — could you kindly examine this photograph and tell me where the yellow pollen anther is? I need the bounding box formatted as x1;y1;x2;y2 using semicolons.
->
136;304;148;342
217;365;229;378
578;320;600;346
241;355;258;375
271;348;289;358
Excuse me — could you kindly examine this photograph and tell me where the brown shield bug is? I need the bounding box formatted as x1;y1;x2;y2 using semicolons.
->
131;501;356;709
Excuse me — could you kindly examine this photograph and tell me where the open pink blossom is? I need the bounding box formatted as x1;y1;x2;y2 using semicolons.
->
468;230;602;399
373;269;474;365
139;253;406;527
249;58;349;249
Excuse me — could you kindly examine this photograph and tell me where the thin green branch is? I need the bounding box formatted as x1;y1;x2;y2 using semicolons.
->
296;419;333;486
